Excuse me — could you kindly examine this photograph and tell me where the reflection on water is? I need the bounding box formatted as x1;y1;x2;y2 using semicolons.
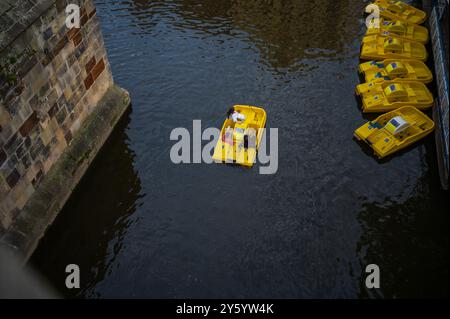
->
123;0;364;69
31;0;448;298
176;0;360;67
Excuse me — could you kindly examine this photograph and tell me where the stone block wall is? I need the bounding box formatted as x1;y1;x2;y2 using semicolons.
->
0;0;114;234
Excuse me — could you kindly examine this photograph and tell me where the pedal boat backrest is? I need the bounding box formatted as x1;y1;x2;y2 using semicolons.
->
386;20;406;35
381;1;406;15
384;83;407;102
384;37;403;52
386;61;407;77
384;116;410;136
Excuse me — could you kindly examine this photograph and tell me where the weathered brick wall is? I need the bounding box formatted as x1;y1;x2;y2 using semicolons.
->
0;0;114;234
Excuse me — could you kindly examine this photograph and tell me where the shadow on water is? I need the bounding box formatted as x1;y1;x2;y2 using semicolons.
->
31;109;143;298
356;134;449;298
352;135;436;165
357;193;449;298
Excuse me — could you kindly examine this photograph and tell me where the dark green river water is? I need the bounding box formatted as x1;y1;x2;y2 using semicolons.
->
31;0;448;298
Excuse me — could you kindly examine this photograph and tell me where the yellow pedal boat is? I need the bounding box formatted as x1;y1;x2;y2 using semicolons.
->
212;105;266;167
360;35;428;61
354;106;434;158
366;18;429;44
359;59;433;83
356;81;434;113
375;0;427;25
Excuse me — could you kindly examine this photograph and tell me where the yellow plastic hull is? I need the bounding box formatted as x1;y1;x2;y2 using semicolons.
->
355;81;434;113
212;105;266;167
360;35;428;61
365;19;429;44
359;59;433;83
375;0;427;25
354;106;434;158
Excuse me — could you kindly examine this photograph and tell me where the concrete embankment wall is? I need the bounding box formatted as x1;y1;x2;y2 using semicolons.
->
0;0;130;261
423;0;449;189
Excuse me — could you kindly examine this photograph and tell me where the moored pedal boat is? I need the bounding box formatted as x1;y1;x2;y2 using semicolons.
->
360;35;428;61
359;59;433;83
374;0;427;25
366;18;429;44
356;81;433;112
354;106;434;158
